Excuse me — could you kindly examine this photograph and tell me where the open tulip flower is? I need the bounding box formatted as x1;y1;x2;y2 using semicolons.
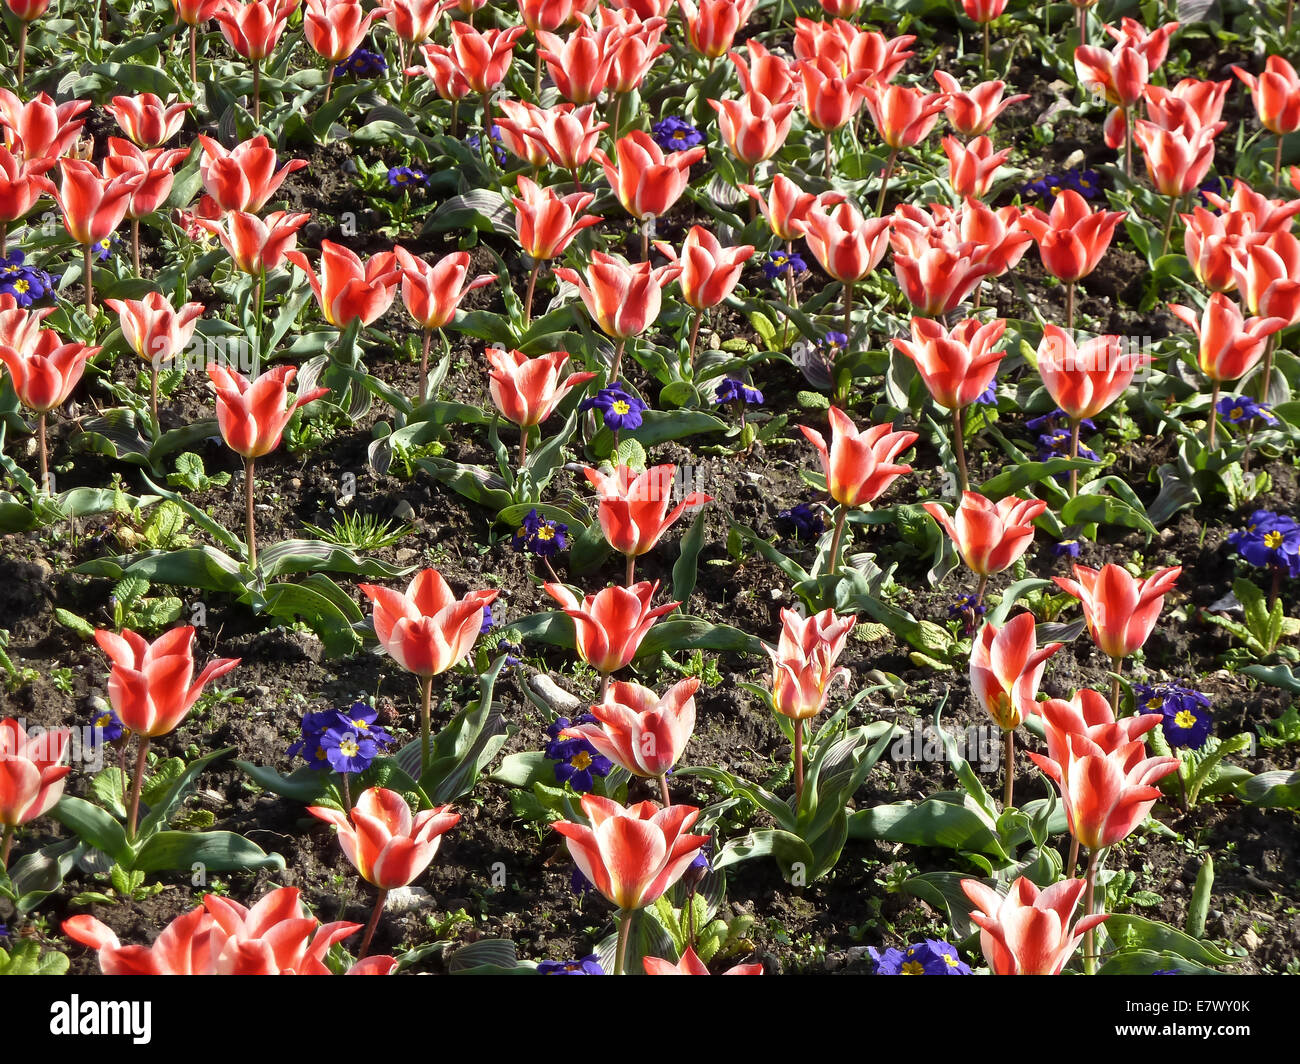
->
792;21;915;84
679;0;756;59
488;347;596;462
924;492;1046;585
563;676;699;802
0;716;71;868
553;793;709;972
933;73;1028;136
960;876;1110;975
862;82;948;212
515;101;609;175
653;225;754;366
511;176;600;325
0;144;53;247
942;135;1011;200
65;886;396;974
1038;688;1164;773
197;134;306;215
0;89;89;163
644;946;763;975
594;130;704;252
493;99;553;169
105;291;204;425
287;240;400;330
543;580;680;690
105;93;192;150
799;407;917;571
394;246;494;399
1132;118;1225;254
1053;563;1182;700
730;39;796;106
1168;293;1286;446
742;174;840;244
195;208;311;277
308;787;459;955
536;18;621;105
969;612;1062;806
359;568;499;771
441;22;527;150
1232;55;1300;182
1018;190;1126;327
797;197;890;349
709;91;797;173
94;625;240;836
888;205;999;318
584;463;712;582
601;8;670;98
103;139;191;272
1231;233;1300;401
796;55;871;174
894;316;1004;488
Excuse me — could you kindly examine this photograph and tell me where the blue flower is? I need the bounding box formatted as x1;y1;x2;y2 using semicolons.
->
92;234;119;262
289;703;392;771
1135;682;1213;751
1054;538;1081;558
1038;429;1097;463
511;508;569;557
868;946;906;974
872;940;969;974
1216;395;1278;427
1022;167;1102;203
775;501;824;542
0;251;58;307
335;48;387;78
1153;968;1183;975
762;250;807;283
387;166;428;188
714;377;763;405
545;716;611;793
974;379;998;405
480;604;495;634
1228;511;1300;577
650;116;704;152
538;954;605;974
1026;408;1095;433
948;593;986;634
319;725;383;774
89;706;125;745
580;383;647;431
1196;174;1228;210
466;125;507;164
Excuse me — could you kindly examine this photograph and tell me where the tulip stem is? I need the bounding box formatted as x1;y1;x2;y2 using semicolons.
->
598;672;610;703
614;908;633;975
1083;847;1101;974
126;736;150;840
793;718;805;812
1159;196;1178;258
1065;281;1075;333
358;889;387;959
244;457;258;570
875;150;898;216
1287;0;1294;34
18;23;27;88
827;503;848;576
842;282;853;352
254;270;266;377
687;308;703;373
150;365;160;438
533;37;543;100
252;59;262;126
131;218;141;276
1208;380;1220;448
610;337;627;383
611;91;623;139
1077;5;1087;48
824;130;833;180
83;244;94;315
325;66;335;104
451;99;460;138
658;774;670;807
37;412;49;496
419;674;433;778
1270;566;1281;612
1257;335;1276;404
1122;106;1132;179
518;429;529;470
625;553;635;587
1066;835;1080;879
1109;657;1123;716
1002;728;1014;807
1068;418;1081;498
953;404;969;493
974;573;989;612
340;772;352;812
482;96;494;170
1276;138;1285;187
189;25;198;86
983;22;990;76
0;825;13;870
523;260;540;329
418;327;433;404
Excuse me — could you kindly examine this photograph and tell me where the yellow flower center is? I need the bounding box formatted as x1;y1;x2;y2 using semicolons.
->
1264;531;1283;548
943;953;960;968
570;750;592;770
537;525;555;540
1146;696;1163;711
13;279;28;293
1174;710;1198;730
339;737;360;758
901;961;925;975
1230;406;1244;419
612;400;630;414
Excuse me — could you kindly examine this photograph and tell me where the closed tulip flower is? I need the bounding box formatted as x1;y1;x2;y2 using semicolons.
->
1182;206;1255;294
584;463;712;581
1232;232;1300;325
287;240;400;329
862;83;948;151
394;245;493;400
512;175;600;263
792;21;914;83
104;140;189;222
0;90;88;164
105;94;192;149
386;0;442;46
679;0;755;58
0;145;53;233
1233;55;1300;181
537;18;621;105
1038;688;1164;769
1053;562;1182;673
798;196;890;339
445;22;527;95
796;55;871;133
194;209;311;276
406;41;473;102
603;9;670;95
942;135;1010;199
741;174;839;243
659;224;754;310
543;580;680;681
960;876;1110;975
0;717;71;865
494;99;553;169
517;101;609;174
4;0;49;84
563;676;698;801
893;316;1006;413
709;91;797;170
487;347;596;461
304;0;385;66
932;73;1028;137
730;40;795;106
214;0;297;119
961;0;1005;22
1019;190;1126;326
105;291;204;423
1133;120;1225;258
924;491;1045;580
196;134;307;214
520;0;578;33
800;407;916;510
595;129;704;223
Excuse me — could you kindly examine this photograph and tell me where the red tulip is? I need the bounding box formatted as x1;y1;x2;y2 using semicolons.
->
287;240;400;329
932;73;1028;137
960;198;1034;275
1074;42;1148;109
543;580;680;674
213;0;297;61
605;0;673;20
741;174;840;242
792;20;914;84
799;407;916;508
512;176;601;261
442;21;527;94
0;331;98;413
1168;293;1285;384
893;316;1006;411
1132;118;1224;198
407;41;473;101
487;347;595;427
65;886;395;975
516;101;608;171
730;40;796;106
1203;178;1300;236
360;568;498;678
797;196;890;284
1104;17;1178;69
494;99;551;168
308;787;459;890
678;0;755;59
0;294;53;352
0;89;89;163
385;0;441;44
960;0;1005;22
393;247;494;331
765;606;855;720
105;291;204;370
1142;77;1231;134
94;626;240;739
4;0;50;19
1232;55;1300;137
537;18;621;104
595;129;703;221
709;91;797;167
304;0;385;63
644;946;763;975
0;144;53;226
105;94;192;149
1232;232;1300;325
563;676;698;779
172;0;224;23
197;134;307;214
554;794;708;911
889;225;996;318
942;135;1011;199
797;55;871;132
207;364;329;459
584;463;712;560
1053;562;1182;662
1036;324;1146;421
1182;205;1257;293
655;225;754;310
104;140;190;220
968;612;1062;731
862;83;948;150
1018;189;1126;285
1038;688;1164;769
960;876;1109;975
519;0;578;33
924;492;1045;579
601;9;669;94
0;717;71;830
816;0;859;17
553;252;680;340
38;158;140;248
194;209;311;275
